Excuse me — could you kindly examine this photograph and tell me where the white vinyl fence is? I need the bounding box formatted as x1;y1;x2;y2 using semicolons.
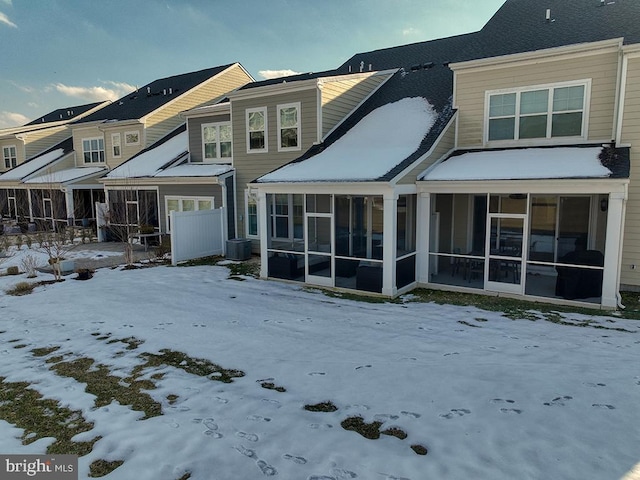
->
170;208;225;265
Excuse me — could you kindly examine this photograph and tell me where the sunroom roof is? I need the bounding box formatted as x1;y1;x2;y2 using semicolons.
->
419;146;613;181
258;97;438;183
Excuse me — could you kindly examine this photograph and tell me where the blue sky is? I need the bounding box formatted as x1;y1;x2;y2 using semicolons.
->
0;0;505;128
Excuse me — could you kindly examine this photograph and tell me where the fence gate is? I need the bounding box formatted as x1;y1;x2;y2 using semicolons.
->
170;208;225;265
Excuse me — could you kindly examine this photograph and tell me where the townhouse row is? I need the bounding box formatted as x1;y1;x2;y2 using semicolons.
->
2;0;640;309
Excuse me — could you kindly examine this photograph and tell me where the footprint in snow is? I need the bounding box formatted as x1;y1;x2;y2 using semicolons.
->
204;430;223;438
309;423;333;430
213;396;229;404
544;396;572;407
440;409;471;419
500;408;522;414
400;411;421;418
584;382;607;388
247;415;271;422
257;459;277;476
374;414;399;422
308;372;326;376
234;445;256;458
283;454;307;465
443;352;459;357
203;418;218;430
345;404;370;411
592;404;616;410
308;476;337;480
355;365;372;370
236;431;259;442
262;399;281;408
332;468;358;478
384;476;411;480
490;398;516;405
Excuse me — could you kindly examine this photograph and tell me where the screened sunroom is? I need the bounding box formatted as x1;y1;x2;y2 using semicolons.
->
417;146;629;308
257;188;417;295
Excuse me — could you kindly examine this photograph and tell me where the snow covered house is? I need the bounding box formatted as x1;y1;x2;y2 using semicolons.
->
248;0;640;309
0;64;252;230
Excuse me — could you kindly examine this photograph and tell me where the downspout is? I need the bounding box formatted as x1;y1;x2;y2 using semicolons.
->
615;52;629;145
616;182;628;309
611;42;624;143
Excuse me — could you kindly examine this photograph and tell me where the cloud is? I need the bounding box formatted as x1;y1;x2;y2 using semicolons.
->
0;111;29;129
0;11;17;28
1;0;13;5
258;69;302;80
402;27;421;36
53;81;135;102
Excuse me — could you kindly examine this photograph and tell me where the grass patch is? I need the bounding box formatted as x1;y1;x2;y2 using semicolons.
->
5;281;36;296
408;288;640;326
89;459;124;477
309;288;397;304
411;444;428;455
167;394;179;405
224;260;260;278
12;344;27;349
49;357;162;419
260;382;286;392
304;401;338;413
31;346;61;357
139;349;244;383
106;336;144;350
340;416;383;440
0;377;98;456
381;427;408;440
177;256;221;267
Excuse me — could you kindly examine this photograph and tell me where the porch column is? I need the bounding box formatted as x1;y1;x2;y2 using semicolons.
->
26;188;34;222
416;192;431;284
64;188;74;225
382;192;397;296
258;191;269;279
602;192;626;308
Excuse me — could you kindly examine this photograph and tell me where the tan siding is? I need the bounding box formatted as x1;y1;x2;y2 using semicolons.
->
0;138;25;173
455;51;619;148
24;127;70;159
620;57;640;288
101;124;146;169
321;74;388;137
232;89;319;237
398;119;456;184
145;65;251;147
71;125;104;167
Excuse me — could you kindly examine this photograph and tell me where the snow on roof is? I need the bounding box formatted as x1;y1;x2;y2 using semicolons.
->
420;146;611;181
0;148;67;181
259;97;437;183
154;163;233;178
25;167;106;184
106;131;188;178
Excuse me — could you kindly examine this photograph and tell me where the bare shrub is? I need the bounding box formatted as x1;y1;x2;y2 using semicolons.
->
21;254;40;278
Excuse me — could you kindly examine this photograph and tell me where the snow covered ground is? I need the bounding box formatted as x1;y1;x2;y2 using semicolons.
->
0;254;639;480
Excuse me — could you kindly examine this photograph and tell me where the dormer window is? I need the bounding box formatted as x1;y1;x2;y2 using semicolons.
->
125;131;140;146
486;80;589;143
3;146;17;169
201;122;232;163
82;138;105;163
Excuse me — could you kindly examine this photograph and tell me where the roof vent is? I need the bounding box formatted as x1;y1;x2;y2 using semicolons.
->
147;87;151;94
410;64;421;71
348;65;352;73
545;8;554;22
163;89;167;95
360;61;364;73
423;62;434;69
169;87;172;95
59;114;63;119
368;63;372;71
118;101;124;106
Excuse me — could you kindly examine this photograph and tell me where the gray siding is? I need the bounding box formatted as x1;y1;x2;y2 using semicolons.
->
231;88;319;237
158;183;223;233
187;114;231;163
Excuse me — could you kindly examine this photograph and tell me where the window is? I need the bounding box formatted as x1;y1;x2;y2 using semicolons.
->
277;102;300;151
124;131;140;146
165;196;215;232
487;81;588;142
201;122;232;162
247;197;258;237
246;107;267;152
111;133;121;158
3;146;17;169
269;194;303;240
82;137;105;163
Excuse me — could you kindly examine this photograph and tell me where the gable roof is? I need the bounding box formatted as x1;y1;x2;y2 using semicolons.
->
464;0;640;61
0;137;74;182
74;64;236;124
24;101;107;126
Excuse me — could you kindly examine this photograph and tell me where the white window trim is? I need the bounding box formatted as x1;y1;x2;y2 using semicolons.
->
111;133;121;159
124;130;140;146
200;121;232;164
245;189;259;238
165;195;215;233
82;137;105;164
483;79;591;146
277;102;301;152
3;145;17;169
270;193;303;241
246;107;268;153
